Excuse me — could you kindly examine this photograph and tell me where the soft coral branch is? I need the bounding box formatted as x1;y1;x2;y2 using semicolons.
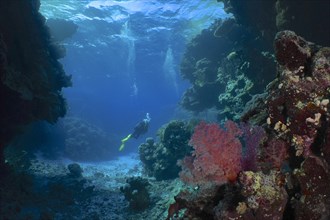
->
179;121;243;185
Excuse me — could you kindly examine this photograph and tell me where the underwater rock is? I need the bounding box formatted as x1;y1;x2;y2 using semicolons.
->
242;30;330;218
169;183;243;220
242;31;330;219
139;120;194;181
45;174;95;217
180;18;276;121
171;31;330;220
67;163;83;178
274;30;313;71
252;31;330;219
237;171;288;219
0;171;35;219
0;0;71;166
294;156;330;220
120;177;151;212
3;147;32;173
241;93;268;125
267;31;330;159
183;0;329;121
180;21;233;113
217;52;255;120
61;117;116;161
181;83;221;112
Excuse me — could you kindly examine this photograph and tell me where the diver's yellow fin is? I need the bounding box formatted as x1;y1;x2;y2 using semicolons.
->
121;134;132;142
119;143;125;151
119;134;132;151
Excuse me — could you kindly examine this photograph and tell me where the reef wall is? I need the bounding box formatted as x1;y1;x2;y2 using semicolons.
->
0;0;71;169
170;30;330;220
172;1;330;218
181;0;330;121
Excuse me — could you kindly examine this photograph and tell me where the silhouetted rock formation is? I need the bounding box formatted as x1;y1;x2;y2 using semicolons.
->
0;0;71;169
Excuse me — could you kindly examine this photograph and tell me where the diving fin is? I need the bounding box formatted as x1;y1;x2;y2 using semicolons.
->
119;143;125;151
119;134;132;151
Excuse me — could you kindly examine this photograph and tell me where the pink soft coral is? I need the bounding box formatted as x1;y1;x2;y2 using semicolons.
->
179;121;243;185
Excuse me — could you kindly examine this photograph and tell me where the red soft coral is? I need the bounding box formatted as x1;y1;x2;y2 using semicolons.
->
179;121;243;185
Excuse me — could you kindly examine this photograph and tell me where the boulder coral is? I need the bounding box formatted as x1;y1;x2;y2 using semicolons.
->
120;177;151;211
139;120;194;180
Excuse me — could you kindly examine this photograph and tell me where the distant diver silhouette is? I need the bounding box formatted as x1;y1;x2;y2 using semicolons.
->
119;113;151;151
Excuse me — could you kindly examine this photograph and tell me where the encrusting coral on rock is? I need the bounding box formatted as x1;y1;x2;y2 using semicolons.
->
139;120;195;180
180;18;276;121
182;0;330;122
168;31;330;220
120;177;151;211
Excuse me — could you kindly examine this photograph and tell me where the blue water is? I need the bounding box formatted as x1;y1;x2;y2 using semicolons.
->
40;0;230;156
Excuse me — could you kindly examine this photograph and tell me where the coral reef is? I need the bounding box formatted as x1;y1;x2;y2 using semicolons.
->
120;177;151;211
61;117;116;161
139;120;194;180
176;7;330;218
182;0;330;121
1;1;329;220
266;30;330;219
180;18;276;121
169;183;242;219
170;31;330;220
267;31;329;161
236;171;288;219
0;0;71;168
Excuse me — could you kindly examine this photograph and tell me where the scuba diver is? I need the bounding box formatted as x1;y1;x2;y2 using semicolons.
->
119;113;151;151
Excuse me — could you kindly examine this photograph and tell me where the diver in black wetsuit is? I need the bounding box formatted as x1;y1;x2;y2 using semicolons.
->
131;114;150;139
119;113;151;151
